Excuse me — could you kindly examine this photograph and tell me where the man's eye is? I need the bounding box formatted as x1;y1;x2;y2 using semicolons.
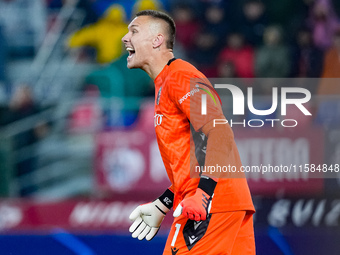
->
132;30;137;34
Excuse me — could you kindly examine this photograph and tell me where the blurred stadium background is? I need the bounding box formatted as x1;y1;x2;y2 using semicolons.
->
0;0;340;254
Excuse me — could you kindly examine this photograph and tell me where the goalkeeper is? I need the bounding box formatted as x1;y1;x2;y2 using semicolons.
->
122;10;255;255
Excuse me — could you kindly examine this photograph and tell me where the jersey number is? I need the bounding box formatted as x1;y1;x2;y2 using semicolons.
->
171;223;181;247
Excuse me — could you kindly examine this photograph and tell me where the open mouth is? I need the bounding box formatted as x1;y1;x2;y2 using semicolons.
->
126;47;135;60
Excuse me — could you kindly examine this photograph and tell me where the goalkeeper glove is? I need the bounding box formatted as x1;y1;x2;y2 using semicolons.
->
173;176;217;221
129;188;173;241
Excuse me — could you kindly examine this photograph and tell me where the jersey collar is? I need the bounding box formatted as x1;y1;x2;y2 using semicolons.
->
167;58;177;66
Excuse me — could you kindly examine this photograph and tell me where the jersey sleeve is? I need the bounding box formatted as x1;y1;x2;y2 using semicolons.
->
168;71;223;131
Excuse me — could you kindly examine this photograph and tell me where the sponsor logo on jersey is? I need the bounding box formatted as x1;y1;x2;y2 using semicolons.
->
178;87;200;104
154;114;163;127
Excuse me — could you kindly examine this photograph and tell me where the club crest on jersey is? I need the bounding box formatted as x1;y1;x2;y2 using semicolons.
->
157;87;162;105
154;113;163;127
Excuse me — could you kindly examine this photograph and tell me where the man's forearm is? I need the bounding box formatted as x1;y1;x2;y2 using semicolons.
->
201;117;234;180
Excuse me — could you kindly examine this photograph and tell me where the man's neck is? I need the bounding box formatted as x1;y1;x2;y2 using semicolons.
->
143;51;175;80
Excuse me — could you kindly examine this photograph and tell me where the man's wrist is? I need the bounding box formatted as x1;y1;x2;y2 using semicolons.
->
198;175;217;196
157;188;174;210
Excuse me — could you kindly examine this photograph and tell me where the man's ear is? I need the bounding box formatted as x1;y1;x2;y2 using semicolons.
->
152;34;165;49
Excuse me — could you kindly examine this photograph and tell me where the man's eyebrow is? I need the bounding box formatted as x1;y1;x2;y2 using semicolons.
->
128;24;139;29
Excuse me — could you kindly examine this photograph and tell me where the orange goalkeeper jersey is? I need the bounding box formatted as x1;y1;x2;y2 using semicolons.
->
154;58;255;214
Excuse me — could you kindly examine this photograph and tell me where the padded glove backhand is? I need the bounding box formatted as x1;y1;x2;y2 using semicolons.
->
173;176;217;221
129;199;170;241
173;188;212;221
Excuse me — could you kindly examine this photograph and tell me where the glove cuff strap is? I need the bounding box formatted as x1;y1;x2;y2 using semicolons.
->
198;175;217;197
158;188;174;210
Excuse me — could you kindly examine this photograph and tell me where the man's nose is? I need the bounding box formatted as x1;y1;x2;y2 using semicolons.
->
122;33;129;43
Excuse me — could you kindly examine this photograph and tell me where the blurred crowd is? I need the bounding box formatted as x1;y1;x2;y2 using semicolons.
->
168;0;340;96
0;0;340;96
64;0;340;96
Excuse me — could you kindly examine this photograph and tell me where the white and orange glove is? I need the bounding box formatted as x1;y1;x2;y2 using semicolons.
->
129;188;174;241
173;176;217;221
